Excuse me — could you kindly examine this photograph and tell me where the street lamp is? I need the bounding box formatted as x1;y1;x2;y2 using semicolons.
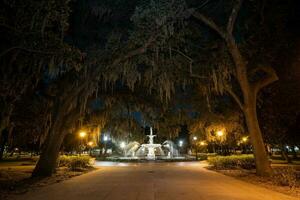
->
179;140;183;147
216;130;224;155
88;141;94;155
198;141;207;156
241;136;248;153
178;140;184;155
192;136;198;160
103;135;108;141
79;131;87;155
79;131;87;138
217;130;224;137
102;135;109;156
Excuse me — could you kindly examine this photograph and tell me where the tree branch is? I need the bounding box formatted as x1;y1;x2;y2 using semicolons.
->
227;0;243;34
189;9;226;39
87;31;160;83
253;66;279;94
162;47;208;79
225;86;244;111
111;34;158;66
0;24;21;34
0;46;56;59
189;64;208;79
167;47;193;62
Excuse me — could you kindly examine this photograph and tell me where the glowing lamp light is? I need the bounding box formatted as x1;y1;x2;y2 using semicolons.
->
88;141;94;146
193;136;198;141
217;130;224;137
79;131;87;138
120;142;126;149
200;141;206;146
242;137;248;142
103;135;108;141
179;140;183;147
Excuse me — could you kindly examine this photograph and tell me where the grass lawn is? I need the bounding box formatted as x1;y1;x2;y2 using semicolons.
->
0;156;95;200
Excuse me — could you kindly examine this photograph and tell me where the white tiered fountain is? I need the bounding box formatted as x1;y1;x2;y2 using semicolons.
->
138;127;163;160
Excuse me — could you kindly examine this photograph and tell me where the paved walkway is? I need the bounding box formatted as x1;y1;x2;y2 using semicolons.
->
11;162;298;200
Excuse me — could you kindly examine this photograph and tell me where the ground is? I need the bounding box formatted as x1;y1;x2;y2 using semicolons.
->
0;158;94;200
7;162;299;200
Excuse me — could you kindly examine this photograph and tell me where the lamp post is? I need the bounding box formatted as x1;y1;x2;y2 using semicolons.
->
103;135;108;156
200;141;207;155
79;131;87;155
79;131;86;138
193;136;198;160
217;130;224;137
216;130;224;155
88;141;94;156
241;136;248;153
200;141;206;146
178;140;183;155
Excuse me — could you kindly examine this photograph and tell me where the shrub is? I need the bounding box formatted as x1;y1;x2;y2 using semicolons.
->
58;155;93;171
273;167;297;189
207;155;255;170
58;155;71;167
196;153;208;161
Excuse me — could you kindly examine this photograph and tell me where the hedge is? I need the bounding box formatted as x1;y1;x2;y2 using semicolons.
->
207;154;255;170
58;155;94;171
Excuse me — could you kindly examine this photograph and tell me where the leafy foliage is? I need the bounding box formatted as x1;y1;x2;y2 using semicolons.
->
272;167;298;189
208;154;255;170
58;155;93;171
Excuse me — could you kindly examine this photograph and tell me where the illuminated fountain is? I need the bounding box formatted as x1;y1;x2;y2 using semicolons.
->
162;140;179;158
120;128;183;160
135;127;164;159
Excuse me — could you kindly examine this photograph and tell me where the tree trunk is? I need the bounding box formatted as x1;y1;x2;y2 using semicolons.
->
0;128;9;160
32;97;81;177
32;117;65;177
191;1;277;176
0;106;12;145
226;36;272;176
244;97;273;176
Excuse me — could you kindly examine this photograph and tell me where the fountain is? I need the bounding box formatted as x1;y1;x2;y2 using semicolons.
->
162;140;179;158
124;141;140;157
117;128;184;160
136;127;164;160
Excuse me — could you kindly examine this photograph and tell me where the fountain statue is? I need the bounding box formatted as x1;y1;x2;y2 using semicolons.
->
120;128;182;160
135;127;164;159
162;140;179;157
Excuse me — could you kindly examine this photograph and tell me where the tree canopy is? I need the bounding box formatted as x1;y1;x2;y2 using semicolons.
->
0;0;299;176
